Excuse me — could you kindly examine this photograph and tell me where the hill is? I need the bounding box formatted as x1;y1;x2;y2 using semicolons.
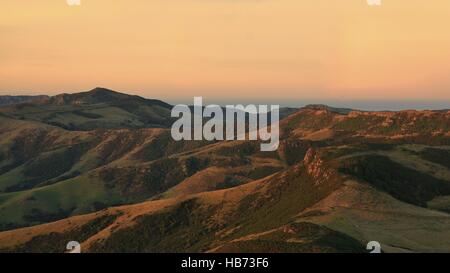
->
0;90;449;252
0;88;173;130
1;142;449;253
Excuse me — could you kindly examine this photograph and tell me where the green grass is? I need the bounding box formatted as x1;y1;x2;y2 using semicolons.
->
84;162;344;252
230;165;342;238
214;222;365;253
417;148;450;169
428;195;450;213
0;175;123;231
339;155;450;207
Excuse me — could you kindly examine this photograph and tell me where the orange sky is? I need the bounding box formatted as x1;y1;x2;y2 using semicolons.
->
1;0;450;101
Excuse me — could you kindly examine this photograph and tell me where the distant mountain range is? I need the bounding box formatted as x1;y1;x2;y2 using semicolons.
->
0;95;49;106
0;88;449;253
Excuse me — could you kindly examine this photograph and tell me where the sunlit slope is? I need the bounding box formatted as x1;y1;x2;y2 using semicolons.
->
0;116;288;231
0;151;350;252
0;90;449;252
1;141;449;253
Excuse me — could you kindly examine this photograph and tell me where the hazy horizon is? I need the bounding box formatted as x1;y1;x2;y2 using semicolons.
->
0;87;448;111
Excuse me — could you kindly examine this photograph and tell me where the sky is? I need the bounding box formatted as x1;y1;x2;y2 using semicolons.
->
1;0;450;107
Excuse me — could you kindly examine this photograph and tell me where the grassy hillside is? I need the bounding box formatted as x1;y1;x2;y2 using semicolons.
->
0;116;288;230
2;141;449;253
0;88;173;130
0;90;449;253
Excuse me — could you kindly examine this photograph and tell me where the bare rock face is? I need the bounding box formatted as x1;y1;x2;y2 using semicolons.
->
303;148;335;186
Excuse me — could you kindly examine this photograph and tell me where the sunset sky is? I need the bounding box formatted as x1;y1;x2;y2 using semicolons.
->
1;0;450;105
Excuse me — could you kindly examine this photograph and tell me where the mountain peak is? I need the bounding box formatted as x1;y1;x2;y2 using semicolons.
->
88;87;120;95
48;87;134;106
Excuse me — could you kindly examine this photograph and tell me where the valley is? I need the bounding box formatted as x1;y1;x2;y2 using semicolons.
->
0;88;449;253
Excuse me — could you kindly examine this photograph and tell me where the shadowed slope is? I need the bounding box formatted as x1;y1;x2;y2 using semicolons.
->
0;88;173;130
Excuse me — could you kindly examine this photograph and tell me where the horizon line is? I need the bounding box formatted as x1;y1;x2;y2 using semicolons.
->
0;87;449;111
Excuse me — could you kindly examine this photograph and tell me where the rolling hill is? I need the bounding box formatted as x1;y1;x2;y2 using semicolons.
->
0;88;449;253
0;88;173;130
